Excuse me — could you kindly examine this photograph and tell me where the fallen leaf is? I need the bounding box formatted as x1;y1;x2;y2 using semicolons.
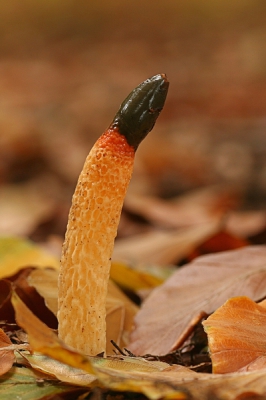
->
110;261;175;302
0;367;88;399
90;356;181;399
91;355;169;373
203;296;266;374
28;267;138;353
19;353;96;386
188;230;248;260
238;355;266;372
113;219;220;265
12;351;266;400
27;268;58;315
11;290;95;375
91;359;266;400
225;210;266;239
129;246;266;355
0;267;58;329
0;279;14;323
0;236;59;279
124;185;237;229
21;351;187;399
0;180;56;236
110;261;165;291
0;328;15;375
14;267;58;329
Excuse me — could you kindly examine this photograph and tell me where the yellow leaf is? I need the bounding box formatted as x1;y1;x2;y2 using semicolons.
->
27;268;58;315
20;353;96;386
11;291;95;375
110;261;164;291
0;237;59;279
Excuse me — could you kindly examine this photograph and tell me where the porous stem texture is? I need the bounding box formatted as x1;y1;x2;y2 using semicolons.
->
58;128;134;355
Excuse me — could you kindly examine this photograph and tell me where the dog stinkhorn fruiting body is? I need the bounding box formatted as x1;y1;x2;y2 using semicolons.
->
58;74;169;355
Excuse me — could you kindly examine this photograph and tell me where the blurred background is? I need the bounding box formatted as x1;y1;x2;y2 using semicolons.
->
1;0;266;242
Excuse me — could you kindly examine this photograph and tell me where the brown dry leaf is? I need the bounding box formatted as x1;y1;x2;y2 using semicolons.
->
0;267;57;328
5;267;57;329
113;219;220;265
11;346;266;400
203;296;266;374
21;352;182;397
188;230;248;260
0;279;14;323
91;359;266;400
0;180;56;236
0;328;15;375
90;356;182;399
225;210;266;239
27;268;138;352
124;186;237;229
129;246;266;355
19;353;96;386
6;357;266;400
238;356;266;372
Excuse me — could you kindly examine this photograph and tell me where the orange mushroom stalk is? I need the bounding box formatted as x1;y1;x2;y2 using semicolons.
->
58;74;169;355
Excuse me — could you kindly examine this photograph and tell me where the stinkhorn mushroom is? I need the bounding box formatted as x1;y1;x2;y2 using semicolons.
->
58;74;169;355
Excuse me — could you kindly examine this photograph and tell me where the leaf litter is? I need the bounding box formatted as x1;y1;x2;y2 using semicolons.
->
1;221;266;399
128;246;266;355
1;3;266;398
0;239;266;398
1;182;266;398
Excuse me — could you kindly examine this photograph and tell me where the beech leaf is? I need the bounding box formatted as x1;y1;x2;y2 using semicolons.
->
203;296;266;374
124;186;236;229
129;246;266;355
0;181;56;237
89;361;266;400
113;219;220;265
0;328;15;376
19;353;96;386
